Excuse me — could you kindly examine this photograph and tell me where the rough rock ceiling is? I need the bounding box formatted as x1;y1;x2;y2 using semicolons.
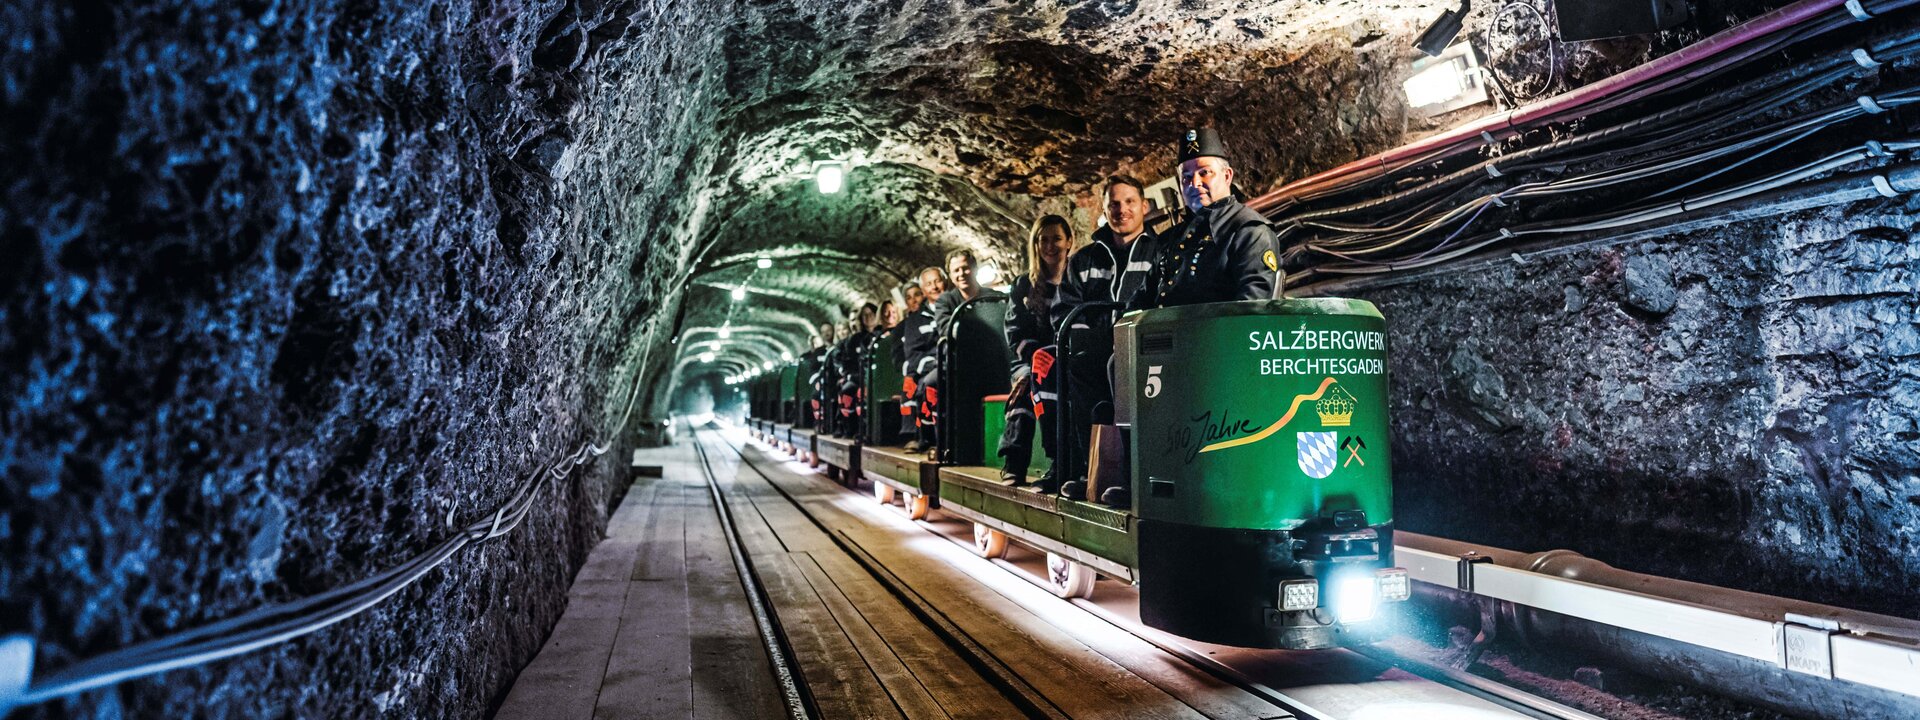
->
673;0;1471;388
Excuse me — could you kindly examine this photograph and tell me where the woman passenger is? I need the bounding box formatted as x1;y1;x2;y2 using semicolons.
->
1000;215;1072;491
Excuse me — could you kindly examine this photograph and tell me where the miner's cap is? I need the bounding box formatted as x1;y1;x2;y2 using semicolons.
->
1178;128;1230;164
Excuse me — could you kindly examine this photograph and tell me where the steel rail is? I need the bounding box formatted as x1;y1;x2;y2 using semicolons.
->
689;426;817;720
721;423;1595;720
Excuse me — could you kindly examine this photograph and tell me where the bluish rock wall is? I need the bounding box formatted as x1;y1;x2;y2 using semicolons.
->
0;1;725;717
1373;200;1920;617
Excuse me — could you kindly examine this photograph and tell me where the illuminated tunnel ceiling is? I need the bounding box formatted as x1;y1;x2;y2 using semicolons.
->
666;0;1531;385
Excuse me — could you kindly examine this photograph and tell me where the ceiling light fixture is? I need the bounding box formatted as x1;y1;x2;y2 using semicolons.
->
756;257;773;269
814;161;846;194
719;326;731;339
730;286;747;301
1414;0;1469;57
700;351;715;363
782;350;794;362
975;261;1001;287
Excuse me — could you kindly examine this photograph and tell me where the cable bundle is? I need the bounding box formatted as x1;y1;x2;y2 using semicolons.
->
1256;0;1920;288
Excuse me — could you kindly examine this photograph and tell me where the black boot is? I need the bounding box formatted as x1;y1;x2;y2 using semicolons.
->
1033;468;1059;494
1002;468;1028;485
1058;479;1086;502
1099;485;1131;509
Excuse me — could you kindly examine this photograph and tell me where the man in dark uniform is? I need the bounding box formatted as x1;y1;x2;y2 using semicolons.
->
1103;129;1278;508
899;267;947;452
806;322;837;429
1134;128;1280;310
833;305;879;439
1054;175;1163;502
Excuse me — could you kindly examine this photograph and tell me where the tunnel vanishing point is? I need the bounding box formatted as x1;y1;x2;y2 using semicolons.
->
2;0;1918;718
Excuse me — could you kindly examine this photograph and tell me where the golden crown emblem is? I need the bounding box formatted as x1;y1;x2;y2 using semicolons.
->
1316;384;1357;427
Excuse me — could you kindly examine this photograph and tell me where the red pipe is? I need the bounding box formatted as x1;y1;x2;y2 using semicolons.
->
1246;0;1847;213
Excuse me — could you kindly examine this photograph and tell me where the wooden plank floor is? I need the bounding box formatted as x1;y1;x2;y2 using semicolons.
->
499;431;1290;720
727;435;1291;720
495;445;786;720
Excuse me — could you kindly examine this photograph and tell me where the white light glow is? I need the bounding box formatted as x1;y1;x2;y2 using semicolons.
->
975;262;1000;286
1332;573;1378;623
700;351;715;363
756;257;773;269
781;350;794;362
719;326;731;339
762;361;775;371
816;163;845;194
1404;59;1466;108
731;286;747;301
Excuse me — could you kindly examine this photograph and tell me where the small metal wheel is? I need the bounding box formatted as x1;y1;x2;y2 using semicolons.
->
1046;552;1096;599
906;493;931;521
874;482;896;504
973;523;1008;559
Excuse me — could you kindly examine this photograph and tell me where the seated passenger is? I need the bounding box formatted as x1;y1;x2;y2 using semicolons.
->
927;249;1006;457
806;322;837;428
1056;175;1163;503
1133;128;1279;310
1000;215;1072;490
834;304;879;438
899;268;946;452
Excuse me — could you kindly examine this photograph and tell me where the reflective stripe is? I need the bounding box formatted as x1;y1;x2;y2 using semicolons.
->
1080;268;1113;280
916;357;936;372
1035;391;1059;401
918;323;936;333
1125;260;1153;272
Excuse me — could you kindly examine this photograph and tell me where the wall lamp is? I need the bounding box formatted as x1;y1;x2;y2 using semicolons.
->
1403;42;1489;116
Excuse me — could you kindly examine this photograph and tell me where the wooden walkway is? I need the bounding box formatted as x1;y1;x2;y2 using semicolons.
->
495;431;1291;720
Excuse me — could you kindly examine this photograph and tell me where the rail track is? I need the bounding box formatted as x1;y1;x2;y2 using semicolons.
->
695;422;1604;720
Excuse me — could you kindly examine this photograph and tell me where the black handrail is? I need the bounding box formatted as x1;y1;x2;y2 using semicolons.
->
935;295;1010;464
1051;301;1125;492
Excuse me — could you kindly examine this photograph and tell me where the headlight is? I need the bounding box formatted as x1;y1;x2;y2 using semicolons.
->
1331;573;1378;623
1278;579;1319;612
1377;568;1411;602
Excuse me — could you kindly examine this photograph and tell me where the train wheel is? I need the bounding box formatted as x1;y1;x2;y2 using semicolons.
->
906;493;931;521
973;524;1009;558
1046;553;1095;599
874;482;896;505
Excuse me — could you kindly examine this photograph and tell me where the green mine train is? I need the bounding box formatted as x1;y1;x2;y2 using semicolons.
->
746;297;1409;650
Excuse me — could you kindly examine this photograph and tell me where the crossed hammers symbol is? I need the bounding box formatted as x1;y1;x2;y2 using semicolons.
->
1340;436;1367;467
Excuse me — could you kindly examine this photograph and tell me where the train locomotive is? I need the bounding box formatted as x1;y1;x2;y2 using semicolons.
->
747;296;1408;650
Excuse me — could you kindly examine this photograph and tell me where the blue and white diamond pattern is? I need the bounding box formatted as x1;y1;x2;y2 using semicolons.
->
1297;431;1337;479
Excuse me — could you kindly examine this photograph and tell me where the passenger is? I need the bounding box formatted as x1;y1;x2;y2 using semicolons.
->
1134;128;1279;309
1000;215;1072;490
807;321;838;428
834;304;879;438
930;249;1006;330
927;250;1007;458
1055;175;1164;503
899;268;947;453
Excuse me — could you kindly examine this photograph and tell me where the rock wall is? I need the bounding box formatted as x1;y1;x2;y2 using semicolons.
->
1372;200;1920;617
1;1;727;717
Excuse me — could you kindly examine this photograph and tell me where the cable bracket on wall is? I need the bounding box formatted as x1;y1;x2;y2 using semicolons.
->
1485;164;1505;178
1845;0;1873;21
1852;47;1882;69
1857;94;1887;114
1871;174;1899;197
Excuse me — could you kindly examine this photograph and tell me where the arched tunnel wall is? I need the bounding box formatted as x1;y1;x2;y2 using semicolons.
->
2;0;1915;717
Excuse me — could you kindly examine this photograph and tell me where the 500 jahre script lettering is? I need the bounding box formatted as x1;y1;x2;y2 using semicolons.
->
1163;409;1255;463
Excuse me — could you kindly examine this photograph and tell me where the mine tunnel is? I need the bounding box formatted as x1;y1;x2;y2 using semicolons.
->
3;0;1918;718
